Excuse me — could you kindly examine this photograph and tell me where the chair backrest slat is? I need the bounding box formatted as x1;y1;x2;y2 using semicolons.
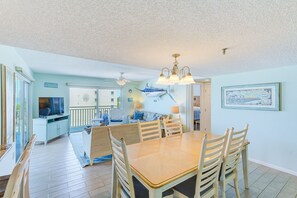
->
223;125;248;178
138;120;162;142
108;129;135;198
195;132;228;197
163;117;183;137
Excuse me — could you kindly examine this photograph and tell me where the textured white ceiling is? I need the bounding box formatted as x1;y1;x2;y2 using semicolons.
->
1;0;297;78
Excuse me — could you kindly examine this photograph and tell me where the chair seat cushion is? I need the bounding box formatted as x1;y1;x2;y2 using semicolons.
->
173;175;213;198
123;177;173;198
173;175;196;198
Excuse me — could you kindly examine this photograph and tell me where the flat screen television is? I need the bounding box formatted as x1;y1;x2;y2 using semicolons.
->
39;97;64;117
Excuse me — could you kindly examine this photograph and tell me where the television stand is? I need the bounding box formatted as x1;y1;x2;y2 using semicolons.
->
33;114;70;144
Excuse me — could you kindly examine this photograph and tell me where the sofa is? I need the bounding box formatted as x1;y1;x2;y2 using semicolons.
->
127;111;167;123
82;123;140;165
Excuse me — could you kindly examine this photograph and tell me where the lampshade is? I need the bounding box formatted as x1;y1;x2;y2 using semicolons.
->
156;74;167;85
171;106;179;114
134;102;142;109
180;73;195;85
169;74;179;83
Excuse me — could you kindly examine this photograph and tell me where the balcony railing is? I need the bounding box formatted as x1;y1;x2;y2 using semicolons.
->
69;105;115;128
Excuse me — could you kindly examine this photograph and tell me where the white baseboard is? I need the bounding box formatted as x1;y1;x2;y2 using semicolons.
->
249;158;297;177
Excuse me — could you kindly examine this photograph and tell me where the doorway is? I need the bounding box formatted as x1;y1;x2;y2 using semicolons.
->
190;81;211;132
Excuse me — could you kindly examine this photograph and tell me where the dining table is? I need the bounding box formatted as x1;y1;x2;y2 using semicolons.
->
113;131;250;198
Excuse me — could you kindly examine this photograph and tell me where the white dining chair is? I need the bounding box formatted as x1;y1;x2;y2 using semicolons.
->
221;125;249;198
108;129;173;198
163;117;183;137
26;134;37;151
2;134;35;198
173;132;228;198
23;134;36;197
138;120;162;142
109;129;135;198
3;149;31;198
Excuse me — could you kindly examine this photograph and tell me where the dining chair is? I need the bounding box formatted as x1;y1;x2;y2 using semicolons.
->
138;120;162;142
163;117;183;137
26;134;37;152
3;150;30;198
108;129;173;198
23;134;36;198
109;129;135;198
173;132;228;198
221;125;249;198
1;135;36;198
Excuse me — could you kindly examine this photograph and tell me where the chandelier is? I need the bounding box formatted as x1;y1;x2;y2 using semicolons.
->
116;72;128;86
156;54;195;85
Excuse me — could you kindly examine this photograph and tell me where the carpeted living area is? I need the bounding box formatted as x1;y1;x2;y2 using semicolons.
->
69;132;112;167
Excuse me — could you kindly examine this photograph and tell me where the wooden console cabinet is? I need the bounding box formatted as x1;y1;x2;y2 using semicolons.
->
33;115;69;144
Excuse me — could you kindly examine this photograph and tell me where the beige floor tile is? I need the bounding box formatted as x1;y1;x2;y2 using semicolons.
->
29;135;297;198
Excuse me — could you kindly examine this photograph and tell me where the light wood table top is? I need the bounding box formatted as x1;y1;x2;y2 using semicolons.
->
126;132;221;188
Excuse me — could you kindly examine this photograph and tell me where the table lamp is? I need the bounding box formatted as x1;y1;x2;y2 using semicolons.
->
171;105;180;118
134;101;142;110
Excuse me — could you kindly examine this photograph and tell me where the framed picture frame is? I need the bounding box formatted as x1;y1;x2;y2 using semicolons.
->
221;82;280;111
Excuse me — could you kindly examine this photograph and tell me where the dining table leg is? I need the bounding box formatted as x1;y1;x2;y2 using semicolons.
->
149;188;162;198
241;144;249;189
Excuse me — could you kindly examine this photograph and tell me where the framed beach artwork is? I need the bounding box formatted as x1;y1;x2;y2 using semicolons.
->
221;83;280;111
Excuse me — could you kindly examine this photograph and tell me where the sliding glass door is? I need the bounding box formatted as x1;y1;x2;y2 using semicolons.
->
15;76;30;162
69;87;121;131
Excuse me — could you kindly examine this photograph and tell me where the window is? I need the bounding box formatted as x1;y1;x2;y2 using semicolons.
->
15;77;30;162
69;88;121;130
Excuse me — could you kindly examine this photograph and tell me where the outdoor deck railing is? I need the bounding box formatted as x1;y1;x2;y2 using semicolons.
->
69;105;114;128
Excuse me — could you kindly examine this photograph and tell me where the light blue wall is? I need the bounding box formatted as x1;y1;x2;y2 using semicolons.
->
138;79;188;126
33;73;141;118
211;65;297;174
0;45;33;78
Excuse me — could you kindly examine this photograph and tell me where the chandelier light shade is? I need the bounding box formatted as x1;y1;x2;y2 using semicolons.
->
156;54;195;85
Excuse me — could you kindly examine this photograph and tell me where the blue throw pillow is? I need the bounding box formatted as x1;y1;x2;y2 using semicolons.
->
134;111;144;120
102;113;109;126
152;115;159;120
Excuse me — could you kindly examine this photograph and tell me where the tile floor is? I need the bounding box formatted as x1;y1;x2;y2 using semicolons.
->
29;135;297;198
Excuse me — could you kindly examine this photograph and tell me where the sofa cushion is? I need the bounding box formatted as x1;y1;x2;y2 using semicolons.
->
152;113;161;120
144;112;155;121
133;111;144;120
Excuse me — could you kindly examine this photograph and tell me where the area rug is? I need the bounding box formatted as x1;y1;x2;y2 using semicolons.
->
69;132;112;167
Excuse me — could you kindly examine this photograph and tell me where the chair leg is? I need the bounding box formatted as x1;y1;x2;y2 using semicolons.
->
221;179;226;198
214;180;219;198
117;181;121;198
234;175;240;198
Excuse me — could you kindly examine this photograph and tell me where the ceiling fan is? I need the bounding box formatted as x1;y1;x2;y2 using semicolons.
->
116;72;129;86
